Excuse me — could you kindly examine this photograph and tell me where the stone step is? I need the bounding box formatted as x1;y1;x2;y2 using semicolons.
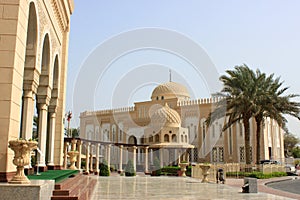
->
52;174;96;200
55;174;82;190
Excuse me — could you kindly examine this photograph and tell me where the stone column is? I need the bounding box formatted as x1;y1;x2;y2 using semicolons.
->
107;144;111;169
76;140;82;169
47;112;56;166
150;149;153;165
119;145;123;172
21;90;35;140
145;147;149;173
137;149;141;164
178;149;181;165
63;142;69;169
89;144;93;173
159;148;163;168
95;143;100;175
37;103;48;167
85;142;90;174
133;146;137;171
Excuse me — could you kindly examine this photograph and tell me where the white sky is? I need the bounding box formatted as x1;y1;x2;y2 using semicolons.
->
67;0;300;137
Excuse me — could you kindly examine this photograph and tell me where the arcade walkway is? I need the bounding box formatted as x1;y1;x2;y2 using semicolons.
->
90;175;293;200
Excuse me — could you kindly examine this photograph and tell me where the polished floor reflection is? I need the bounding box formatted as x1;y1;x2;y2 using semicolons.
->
90;175;293;200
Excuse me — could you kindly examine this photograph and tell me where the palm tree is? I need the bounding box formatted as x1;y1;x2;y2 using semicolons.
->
253;72;300;164
207;65;300;165
207;65;258;164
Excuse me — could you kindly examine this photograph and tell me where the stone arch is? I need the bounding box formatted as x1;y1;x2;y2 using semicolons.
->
20;1;39;139
49;55;59;112
38;33;52;92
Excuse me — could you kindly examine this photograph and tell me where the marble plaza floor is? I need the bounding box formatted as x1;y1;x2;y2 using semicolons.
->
90;175;294;200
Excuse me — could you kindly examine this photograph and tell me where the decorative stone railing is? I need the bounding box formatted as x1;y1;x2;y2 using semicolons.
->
63;138;150;175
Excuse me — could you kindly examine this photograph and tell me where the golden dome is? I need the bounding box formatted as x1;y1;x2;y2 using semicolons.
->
151;103;181;127
151;82;190;101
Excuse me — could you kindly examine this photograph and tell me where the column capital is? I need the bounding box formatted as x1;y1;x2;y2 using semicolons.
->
48;105;57;114
23;81;38;94
38;103;48;110
119;145;123;149
133;146;137;150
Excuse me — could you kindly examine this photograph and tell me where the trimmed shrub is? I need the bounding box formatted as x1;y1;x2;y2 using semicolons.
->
161;166;180;176
186;166;192;177
151;157;161;176
125;159;136;176
99;160;110;176
226;171;287;179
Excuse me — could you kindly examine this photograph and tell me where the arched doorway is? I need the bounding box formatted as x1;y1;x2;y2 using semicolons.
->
20;2;38;140
36;34;51;168
47;55;60;166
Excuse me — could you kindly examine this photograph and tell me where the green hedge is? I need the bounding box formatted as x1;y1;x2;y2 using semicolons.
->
161;166;180;176
226;171;287;179
159;166;192;177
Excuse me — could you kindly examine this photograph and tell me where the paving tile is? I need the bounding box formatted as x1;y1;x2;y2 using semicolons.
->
89;176;294;200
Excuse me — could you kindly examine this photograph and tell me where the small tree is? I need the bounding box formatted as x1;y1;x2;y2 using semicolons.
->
284;133;300;157
152;156;161;176
99;160;110;176
125;159;136;176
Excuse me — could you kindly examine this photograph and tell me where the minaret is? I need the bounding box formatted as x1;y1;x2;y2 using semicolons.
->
169;69;172;82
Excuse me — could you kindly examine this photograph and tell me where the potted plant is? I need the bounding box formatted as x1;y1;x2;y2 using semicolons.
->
67;150;79;169
199;163;211;183
8;139;38;184
179;161;189;177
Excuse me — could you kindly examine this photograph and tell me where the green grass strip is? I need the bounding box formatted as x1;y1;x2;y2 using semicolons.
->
27;170;79;183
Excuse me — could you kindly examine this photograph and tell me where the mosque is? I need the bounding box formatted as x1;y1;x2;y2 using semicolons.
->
80;81;285;170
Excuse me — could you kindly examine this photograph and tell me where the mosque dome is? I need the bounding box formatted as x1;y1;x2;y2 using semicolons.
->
151;103;181;127
151;81;190;101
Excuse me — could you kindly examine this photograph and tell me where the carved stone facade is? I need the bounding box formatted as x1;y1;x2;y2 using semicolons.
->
0;0;74;182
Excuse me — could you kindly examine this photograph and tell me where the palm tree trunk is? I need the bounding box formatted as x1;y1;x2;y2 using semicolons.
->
243;117;251;165
255;119;262;165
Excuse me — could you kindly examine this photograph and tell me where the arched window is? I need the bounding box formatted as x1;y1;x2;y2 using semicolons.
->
112;125;116;142
155;134;159;142
164;134;169;142
172;134;177;142
161;96;164;100
181;135;184;143
185;135;188;143
149;135;153;143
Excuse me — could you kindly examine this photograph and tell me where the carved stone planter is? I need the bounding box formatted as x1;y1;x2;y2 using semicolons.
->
68;151;79;170
199;164;211;183
179;163;189;177
8;139;38;184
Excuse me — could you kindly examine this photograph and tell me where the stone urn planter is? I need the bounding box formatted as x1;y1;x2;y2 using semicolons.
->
67;151;79;170
199;164;211;183
179;162;189;177
8;139;38;184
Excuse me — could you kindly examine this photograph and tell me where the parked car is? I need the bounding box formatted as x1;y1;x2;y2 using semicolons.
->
260;160;280;165
285;164;297;175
